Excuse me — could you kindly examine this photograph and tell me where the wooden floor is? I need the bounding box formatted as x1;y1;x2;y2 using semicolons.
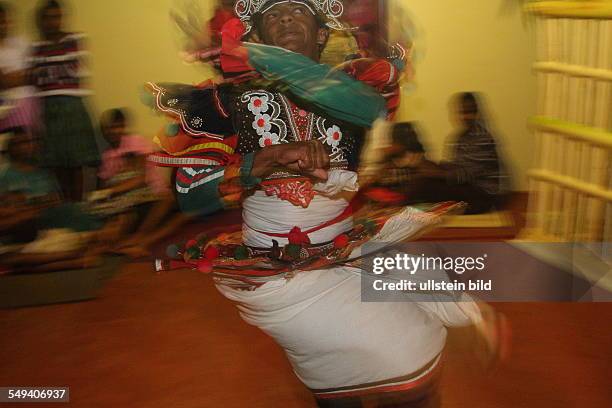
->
1;259;611;408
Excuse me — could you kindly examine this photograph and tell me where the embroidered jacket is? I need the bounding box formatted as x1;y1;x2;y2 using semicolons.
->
147;57;401;215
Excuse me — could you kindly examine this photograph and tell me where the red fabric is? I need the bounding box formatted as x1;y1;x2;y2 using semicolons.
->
314;356;442;400
342;58;401;119
288;227;311;245
220;18;253;73
333;234;350;249
204;246;221;260
209;8;235;45
343;59;398;91
363;187;406;205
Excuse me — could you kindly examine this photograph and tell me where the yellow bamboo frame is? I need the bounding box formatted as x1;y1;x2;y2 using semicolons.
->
528;169;612;201
533;61;612;81
525;10;611;242
529;116;612;148
525;1;612;19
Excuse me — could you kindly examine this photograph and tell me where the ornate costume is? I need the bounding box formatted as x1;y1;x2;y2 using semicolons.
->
147;0;481;401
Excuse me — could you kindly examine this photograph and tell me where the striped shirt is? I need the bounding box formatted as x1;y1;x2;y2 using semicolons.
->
444;121;508;195
29;33;90;97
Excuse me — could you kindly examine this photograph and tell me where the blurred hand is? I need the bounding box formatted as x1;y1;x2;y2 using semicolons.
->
253;140;330;180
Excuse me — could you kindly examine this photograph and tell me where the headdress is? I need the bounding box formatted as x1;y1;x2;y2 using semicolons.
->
234;0;346;33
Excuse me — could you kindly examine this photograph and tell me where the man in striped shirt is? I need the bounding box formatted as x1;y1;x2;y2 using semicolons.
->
415;92;509;214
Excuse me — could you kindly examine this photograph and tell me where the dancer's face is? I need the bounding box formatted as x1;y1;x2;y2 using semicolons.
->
259;2;328;61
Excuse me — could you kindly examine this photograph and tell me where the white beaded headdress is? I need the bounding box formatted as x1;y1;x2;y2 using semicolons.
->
234;0;346;33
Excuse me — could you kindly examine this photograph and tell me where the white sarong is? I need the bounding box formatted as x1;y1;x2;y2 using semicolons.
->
218;171;481;391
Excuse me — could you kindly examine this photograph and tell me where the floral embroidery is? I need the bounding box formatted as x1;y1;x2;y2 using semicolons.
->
278;95;314;142
253;113;272;135
241;91;288;143
247;94;269;115
259;132;280;147
325;125;343;148
167;98;178;107
315;118;346;163
190;116;204;128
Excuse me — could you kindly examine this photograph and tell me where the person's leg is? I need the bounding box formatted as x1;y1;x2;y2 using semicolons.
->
405;178;495;214
117;212;193;258
403;178;454;205
118;197;175;248
458;186;496;214
372;250;509;369
97;213;135;252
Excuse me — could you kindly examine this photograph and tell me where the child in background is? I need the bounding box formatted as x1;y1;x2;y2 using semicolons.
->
90;152;159;216
94;108;191;259
91;108;166;216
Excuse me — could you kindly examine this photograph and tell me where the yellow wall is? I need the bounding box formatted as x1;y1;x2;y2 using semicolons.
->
9;0;215;138
9;0;536;188
393;0;537;188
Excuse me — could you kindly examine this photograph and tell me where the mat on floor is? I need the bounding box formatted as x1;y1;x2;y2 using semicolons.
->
0;256;123;309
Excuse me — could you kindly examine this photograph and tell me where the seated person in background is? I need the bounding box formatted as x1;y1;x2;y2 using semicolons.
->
363;122;426;205
378;122;425;189
414;92;509;214
92;108;191;259
0;127;59;241
0;128;113;273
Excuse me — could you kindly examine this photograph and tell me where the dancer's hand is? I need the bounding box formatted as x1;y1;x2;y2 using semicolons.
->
252;141;330;180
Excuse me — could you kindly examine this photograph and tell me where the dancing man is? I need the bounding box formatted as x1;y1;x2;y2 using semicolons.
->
147;1;502;406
